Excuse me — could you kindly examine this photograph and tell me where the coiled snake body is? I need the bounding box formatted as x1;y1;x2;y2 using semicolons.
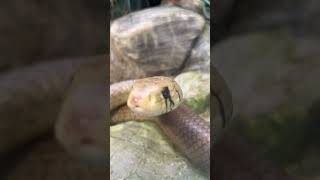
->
110;76;210;173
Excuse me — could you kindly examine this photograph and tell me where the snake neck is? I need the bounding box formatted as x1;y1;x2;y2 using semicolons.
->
156;104;210;174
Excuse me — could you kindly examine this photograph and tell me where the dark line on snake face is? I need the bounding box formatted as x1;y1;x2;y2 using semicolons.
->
162;86;175;112
175;88;181;102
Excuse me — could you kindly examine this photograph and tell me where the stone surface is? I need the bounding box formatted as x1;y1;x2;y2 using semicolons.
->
175;71;210;115
111;6;205;76
110;122;208;179
184;23;210;73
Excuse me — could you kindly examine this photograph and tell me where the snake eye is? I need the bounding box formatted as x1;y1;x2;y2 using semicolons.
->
161;87;171;99
161;86;175;112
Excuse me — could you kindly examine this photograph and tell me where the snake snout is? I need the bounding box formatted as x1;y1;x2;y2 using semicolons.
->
130;95;142;107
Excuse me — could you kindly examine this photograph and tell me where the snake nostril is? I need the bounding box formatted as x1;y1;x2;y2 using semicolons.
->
131;96;141;107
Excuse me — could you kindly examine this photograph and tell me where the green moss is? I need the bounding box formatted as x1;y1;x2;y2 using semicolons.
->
184;94;210;114
175;72;210;114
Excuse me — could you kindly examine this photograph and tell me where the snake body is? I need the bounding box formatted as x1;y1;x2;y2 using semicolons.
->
110;76;210;173
158;104;210;172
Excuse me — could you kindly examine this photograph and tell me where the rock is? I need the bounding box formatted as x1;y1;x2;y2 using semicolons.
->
110;50;145;84
110;122;208;179
175;71;210;115
110;6;205;76
184;23;210;73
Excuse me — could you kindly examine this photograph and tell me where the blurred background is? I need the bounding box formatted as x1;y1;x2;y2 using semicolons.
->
0;0;107;179
0;0;318;179
0;0;106;71
214;0;320;179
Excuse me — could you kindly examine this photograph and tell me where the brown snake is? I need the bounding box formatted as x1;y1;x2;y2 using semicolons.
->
110;76;211;173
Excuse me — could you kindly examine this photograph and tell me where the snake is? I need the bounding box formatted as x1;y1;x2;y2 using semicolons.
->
108;5;232;174
110;76;211;173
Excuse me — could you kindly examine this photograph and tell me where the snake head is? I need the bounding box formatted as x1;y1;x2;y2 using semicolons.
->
127;76;183;117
